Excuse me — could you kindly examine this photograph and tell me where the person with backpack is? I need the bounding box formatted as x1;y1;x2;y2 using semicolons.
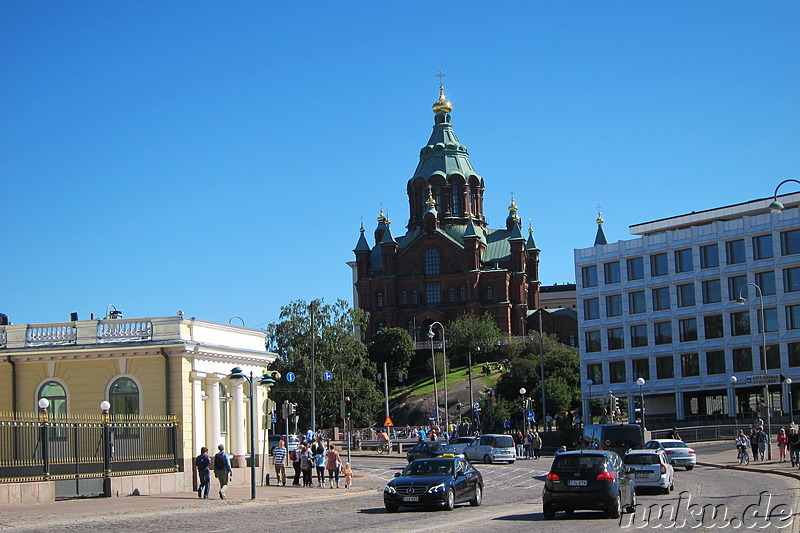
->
291;443;302;486
195;447;211;499
213;444;232;499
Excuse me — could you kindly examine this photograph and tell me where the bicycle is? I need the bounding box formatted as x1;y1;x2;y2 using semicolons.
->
737;445;749;466
379;440;391;455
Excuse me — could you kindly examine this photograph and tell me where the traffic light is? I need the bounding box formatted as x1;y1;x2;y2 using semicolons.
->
281;400;289;419
345;396;352;418
289;403;297;416
612;395;619;414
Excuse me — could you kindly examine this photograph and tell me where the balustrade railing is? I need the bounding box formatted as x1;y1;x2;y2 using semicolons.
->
25;324;77;346
97;319;153;342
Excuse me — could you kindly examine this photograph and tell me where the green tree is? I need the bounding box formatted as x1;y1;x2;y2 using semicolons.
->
368;327;415;384
446;312;501;366
267;299;383;429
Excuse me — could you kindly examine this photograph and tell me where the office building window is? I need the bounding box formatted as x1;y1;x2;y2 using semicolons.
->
702;279;721;304
706;350;726;375
680;353;700;377
788;305;800;330
607;328;624;350
728;275;748;300
752;235;773;260
631;325;648;347
652;287;671;311
679;318;697;342
609;361;626;383
582;265;598;287
655;321;673;345
677;283;695;307
763;345;781;370
627;257;644;280
731;311;750;336
650;253;668;277
604;261;621;284
781;229;800;256
703;314;724;339
675;248;693;272
760;308;778;333
584;298;599;320
656;356;674;379
726;239;746;264
629;291;646;314
586;363;603;384
755;271;775;295
784;267;800;293
606;294;622;317
632;358;650;380
789;343;800;367
585;331;601;352
700;244;719;268
733;347;753;372
426;283;441;304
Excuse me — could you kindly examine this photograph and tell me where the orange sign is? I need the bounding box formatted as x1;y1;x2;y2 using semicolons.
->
384;416;394;427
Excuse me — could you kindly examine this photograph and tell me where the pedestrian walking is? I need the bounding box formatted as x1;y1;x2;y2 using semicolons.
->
777;428;788;462
314;442;326;487
213;444;232;499
291;443;302;486
756;427;768;461
299;444;313;487
343;462;353;489
326;444;341;488
532;432;542;459
750;428;760;461
524;430;533;459
273;439;287;486
195;446;211;499
787;427;800;467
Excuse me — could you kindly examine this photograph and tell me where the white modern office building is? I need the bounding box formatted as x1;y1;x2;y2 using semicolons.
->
575;190;800;429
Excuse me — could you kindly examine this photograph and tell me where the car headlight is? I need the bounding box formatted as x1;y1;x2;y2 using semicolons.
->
427;483;446;493
384;485;396;494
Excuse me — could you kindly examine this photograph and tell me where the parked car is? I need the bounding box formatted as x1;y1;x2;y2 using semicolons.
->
581;423;643;456
644;439;696;470
268;434;300;455
463;434;516;464
384;457;483;512
542;450;637;519
623;449;674;494
406;441;463;462
448;436;477;454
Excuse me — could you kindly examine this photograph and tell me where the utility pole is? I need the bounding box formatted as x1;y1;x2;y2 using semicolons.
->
310;301;316;434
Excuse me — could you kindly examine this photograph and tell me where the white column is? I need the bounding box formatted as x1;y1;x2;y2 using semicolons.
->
191;372;206;453
206;375;222;450
230;379;247;465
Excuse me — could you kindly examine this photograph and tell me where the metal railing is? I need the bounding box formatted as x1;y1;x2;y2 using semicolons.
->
0;412;178;497
651;425;741;443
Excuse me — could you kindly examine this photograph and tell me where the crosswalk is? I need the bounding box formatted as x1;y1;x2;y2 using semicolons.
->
358;460;548;491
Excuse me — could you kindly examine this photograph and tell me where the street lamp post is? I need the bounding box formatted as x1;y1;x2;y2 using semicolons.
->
538;310;547;426
737;282;770;459
519;387;527;433
429;322;449;432
636;377;645;429
427;328;441;427
730;376;739;433
586;379;593;424
786;378;794;427
229;367;277;499
768;179;800;212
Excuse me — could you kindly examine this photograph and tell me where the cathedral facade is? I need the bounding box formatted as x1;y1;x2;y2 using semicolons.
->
352;86;541;342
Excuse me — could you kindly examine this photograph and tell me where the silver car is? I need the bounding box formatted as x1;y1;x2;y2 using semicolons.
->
463;434;516;464
448;437;477;455
623;449;674;494
644;439;696;470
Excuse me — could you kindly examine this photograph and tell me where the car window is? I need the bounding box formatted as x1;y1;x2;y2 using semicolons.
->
480;436;492;446
404;460;453;476
553;455;607;472
493;436;515;448
663;441;689;448
624;454;658;465
644;441;659;449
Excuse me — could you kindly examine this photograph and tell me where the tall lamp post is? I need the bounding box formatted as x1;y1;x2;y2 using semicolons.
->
538;309;547;425
768;178;800;212
427;327;441;427
737;282;770;459
229;367;277;500
730;376;739;433
786;378;794;427
586;379;593;424
636;378;646;429
429;322;449;432
519;387;527;433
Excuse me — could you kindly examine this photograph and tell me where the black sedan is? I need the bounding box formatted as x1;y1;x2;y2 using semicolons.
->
542;450;636;519
406;441;462;462
384;457;483;512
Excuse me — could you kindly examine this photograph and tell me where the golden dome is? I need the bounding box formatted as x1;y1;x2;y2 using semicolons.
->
432;85;452;114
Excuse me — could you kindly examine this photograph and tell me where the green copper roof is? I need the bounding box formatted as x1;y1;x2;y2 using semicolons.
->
411;112;482;185
354;228;370;252
527;227;539;250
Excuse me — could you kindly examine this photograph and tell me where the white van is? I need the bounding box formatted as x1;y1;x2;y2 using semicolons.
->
463;434;516;464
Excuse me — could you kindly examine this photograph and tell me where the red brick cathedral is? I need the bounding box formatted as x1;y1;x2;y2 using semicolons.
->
352;85;541;342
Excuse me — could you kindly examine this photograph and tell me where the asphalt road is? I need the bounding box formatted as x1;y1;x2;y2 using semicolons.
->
6;453;800;532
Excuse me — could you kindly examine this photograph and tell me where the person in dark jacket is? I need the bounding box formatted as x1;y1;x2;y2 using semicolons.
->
195;447;211;499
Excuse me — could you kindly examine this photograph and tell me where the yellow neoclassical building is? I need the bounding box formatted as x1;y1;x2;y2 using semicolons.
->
0;312;277;498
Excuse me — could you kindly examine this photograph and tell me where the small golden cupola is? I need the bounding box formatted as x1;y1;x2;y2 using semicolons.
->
432;70;452;114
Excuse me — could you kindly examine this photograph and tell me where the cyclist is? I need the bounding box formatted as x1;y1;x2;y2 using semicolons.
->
736;429;750;464
378;429;390;454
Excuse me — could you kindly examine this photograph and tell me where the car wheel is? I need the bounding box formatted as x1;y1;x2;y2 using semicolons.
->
507;460;515;464
625;490;637;513
661;486;670;495
483;454;493;464
686;465;694;471
669;482;674;492
606;494;622;519
385;503;399;513
444;488;455;511
470;484;482;506
564;510;574;517
543;506;556;520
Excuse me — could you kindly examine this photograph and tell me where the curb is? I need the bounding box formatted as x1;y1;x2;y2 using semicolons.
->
698;461;800;481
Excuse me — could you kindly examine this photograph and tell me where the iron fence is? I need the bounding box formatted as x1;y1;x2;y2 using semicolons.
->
0;412;179;497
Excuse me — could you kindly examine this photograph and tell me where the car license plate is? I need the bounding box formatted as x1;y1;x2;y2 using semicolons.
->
402;496;419;502
567;480;587;486
635;472;650;478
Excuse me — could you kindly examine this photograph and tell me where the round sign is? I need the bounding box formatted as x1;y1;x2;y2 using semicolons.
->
286;372;296;382
323;371;333;381
473;402;480;410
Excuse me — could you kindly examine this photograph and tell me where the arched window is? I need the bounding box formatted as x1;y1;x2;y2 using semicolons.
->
459;286;466;302
486;285;494;302
109;377;140;416
451;185;461;214
377;292;384;309
412;291;419;305
449;287;456;303
38;381;67;418
425;250;440;275
219;383;228;435
434;183;442;207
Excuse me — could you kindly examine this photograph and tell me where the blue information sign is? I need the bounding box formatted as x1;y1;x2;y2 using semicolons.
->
271;413;277;423
286;372;296;382
323;371;333;381
473;402;480;411
526;409;536;421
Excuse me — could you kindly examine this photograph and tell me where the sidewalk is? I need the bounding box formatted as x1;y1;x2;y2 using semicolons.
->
692;441;800;481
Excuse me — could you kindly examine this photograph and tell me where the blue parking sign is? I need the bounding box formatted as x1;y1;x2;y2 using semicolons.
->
323;371;333;381
286;372;296;382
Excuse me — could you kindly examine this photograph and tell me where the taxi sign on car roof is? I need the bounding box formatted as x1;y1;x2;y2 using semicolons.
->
441;454;455;457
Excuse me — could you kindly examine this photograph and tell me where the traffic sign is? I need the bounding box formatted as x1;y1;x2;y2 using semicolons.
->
384;416;394;427
746;374;781;386
286;372;296;382
323;371;333;381
526;409;536;421
473;402;480;410
271;413;277;423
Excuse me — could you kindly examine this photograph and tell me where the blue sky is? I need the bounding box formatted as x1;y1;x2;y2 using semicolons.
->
2;2;798;328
